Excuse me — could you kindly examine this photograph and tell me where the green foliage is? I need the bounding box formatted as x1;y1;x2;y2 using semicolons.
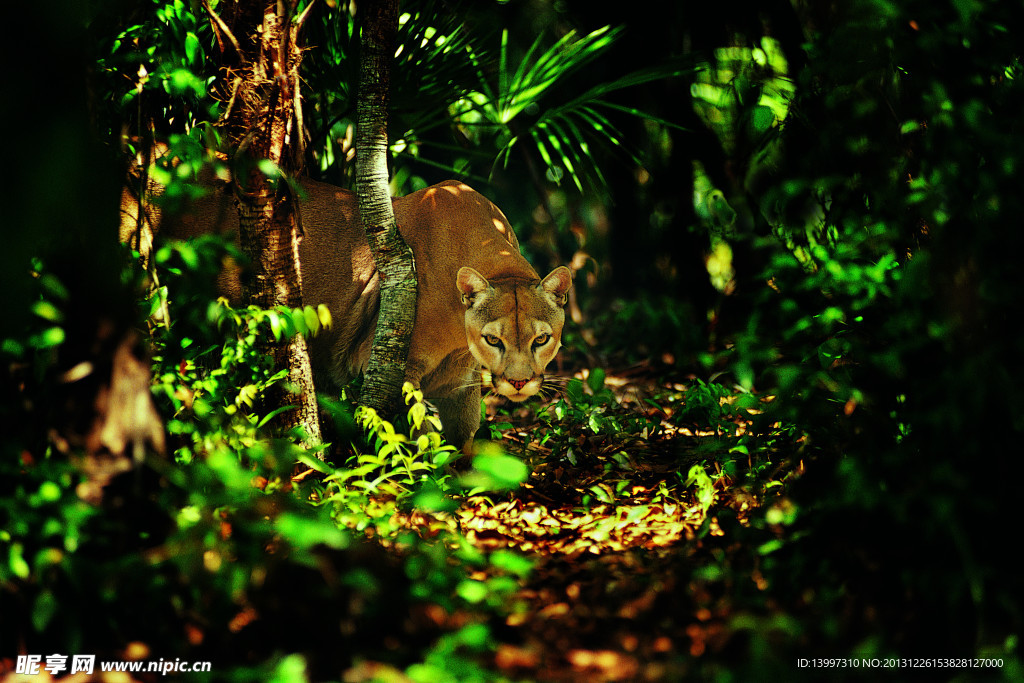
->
690;37;794;165
448;26;690;193
681;0;1024;666
671;379;743;435
459;443;531;494
148;237;331;462
683;463;716;515
561;370;642;435
315;384;457;535
580;295;706;367
19;0;1024;677
0;257;413;669
2;227;535;681
299;2;692;207
406;622;503;683
4;258;70;359
97;0;221;141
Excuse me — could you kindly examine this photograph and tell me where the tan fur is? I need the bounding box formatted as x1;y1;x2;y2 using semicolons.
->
121;176;572;450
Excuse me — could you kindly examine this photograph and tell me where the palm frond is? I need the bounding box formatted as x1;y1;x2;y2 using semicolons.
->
453;25;693;193
391;8;484;130
497;26;619;123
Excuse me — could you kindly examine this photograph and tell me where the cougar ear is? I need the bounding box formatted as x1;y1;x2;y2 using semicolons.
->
539;266;573;306
456;267;490;306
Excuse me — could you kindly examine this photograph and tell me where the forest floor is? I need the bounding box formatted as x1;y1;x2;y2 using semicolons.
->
356;365;803;682
0;364;801;683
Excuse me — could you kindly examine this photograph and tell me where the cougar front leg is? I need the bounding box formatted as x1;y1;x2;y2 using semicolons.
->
433;380;482;460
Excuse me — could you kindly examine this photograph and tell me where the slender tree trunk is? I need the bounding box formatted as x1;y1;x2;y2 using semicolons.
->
212;0;322;448
356;0;417;418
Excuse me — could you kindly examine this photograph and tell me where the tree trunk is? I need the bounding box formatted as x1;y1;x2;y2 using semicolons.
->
212;0;322;448
355;0;418;418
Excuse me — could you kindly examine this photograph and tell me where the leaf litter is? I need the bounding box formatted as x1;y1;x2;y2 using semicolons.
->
379;364;799;682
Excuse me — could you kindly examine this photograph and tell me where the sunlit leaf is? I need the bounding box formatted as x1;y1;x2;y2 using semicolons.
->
276;512;350;551
456;579;489;604
31;300;62;323
464;449;529;492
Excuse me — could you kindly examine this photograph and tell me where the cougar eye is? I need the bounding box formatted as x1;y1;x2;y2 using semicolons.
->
532;333;550;348
483;334;504;349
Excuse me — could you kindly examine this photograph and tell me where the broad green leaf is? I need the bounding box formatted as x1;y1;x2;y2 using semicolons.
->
411;483;456;513
184;31;201;66
456;579;489;604
267;310;283;340
463;448;529;491
269;654;309;683
33;327;65;349
9;543;30;579
408;401;427;430
303;306;320;335
566;379;584;404
31;300;62;323
276;512;350;552
489;549;533;577
316;303;332;329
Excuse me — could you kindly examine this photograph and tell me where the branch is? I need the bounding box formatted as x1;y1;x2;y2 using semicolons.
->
294;0;316;31
203;0;243;58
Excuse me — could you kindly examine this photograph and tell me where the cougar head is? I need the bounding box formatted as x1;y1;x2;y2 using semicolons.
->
457;266;573;401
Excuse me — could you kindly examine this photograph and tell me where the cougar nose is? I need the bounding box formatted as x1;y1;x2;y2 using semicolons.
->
508;377;530;391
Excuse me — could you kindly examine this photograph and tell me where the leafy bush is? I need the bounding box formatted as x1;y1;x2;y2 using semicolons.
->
682;0;1024;668
146;236;332;464
2;231;542;681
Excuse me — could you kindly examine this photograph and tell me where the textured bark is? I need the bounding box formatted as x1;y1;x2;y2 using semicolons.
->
356;0;418;418
214;0;322;448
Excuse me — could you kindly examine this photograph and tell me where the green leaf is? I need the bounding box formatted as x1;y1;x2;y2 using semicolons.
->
453;622;492;650
269;654;309;683
32;590;58;632
586;368;606;393
316;303;332;329
32;327;65;349
408;401;427;431
750;104;776;135
566;378;584;404
463;447;529;491
267;310;283;341
31;300;63;323
685;463;716;512
206;451;253;491
411;482;456;512
276;512;350;551
489;549;533;578
9;543;30;579
258;159;280;179
303;306;320;335
165;68;205;97
237;384;257;408
256;404;298;429
456;579;489;604
286;308;304;337
37;481;61;503
184;31;201;66
589;483;615;503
